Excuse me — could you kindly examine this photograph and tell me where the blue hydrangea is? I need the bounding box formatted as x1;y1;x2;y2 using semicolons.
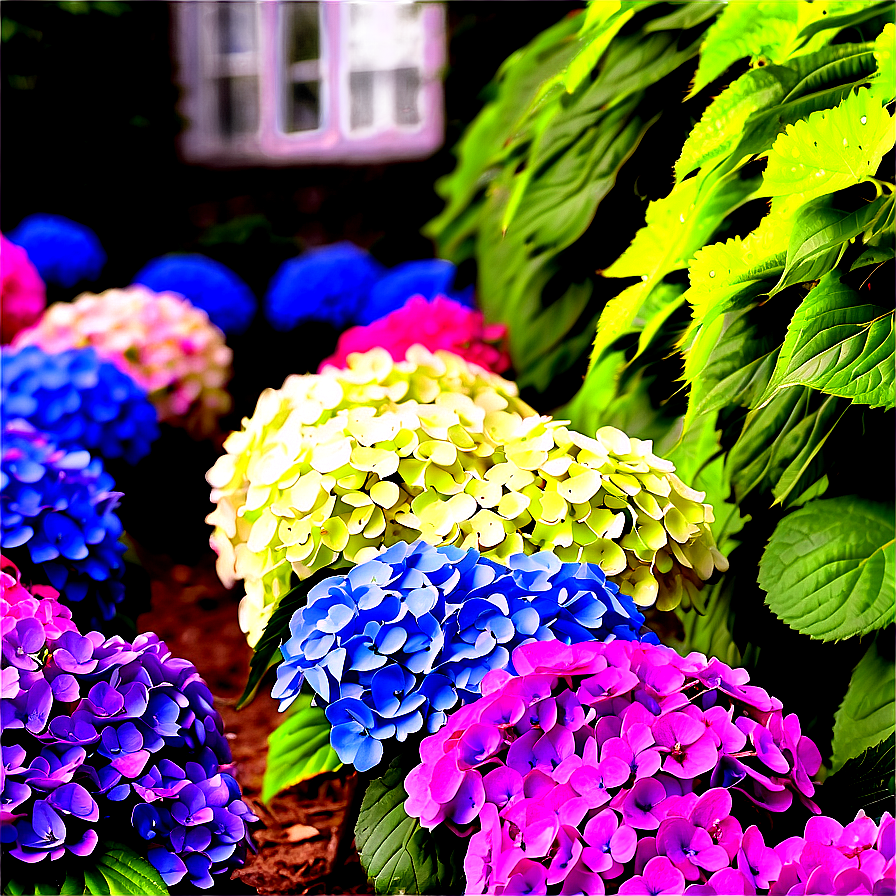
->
1;346;159;464
358;259;475;325
133;254;256;336
0;421;125;625
264;242;385;331
7;214;106;288
0;592;257;889
271;540;657;772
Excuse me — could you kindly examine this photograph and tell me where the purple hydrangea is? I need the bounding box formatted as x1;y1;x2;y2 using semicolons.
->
405;639;827;895
1;346;159;464
264;242;386;331
0;573;256;888
0;421;125;625
271;540;657;773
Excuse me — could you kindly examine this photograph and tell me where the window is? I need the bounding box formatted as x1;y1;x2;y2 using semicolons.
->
174;1;445;165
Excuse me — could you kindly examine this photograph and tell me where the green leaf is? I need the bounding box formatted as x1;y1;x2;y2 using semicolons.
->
759;496;896;641
794;1;894;49
831;634;896;772
95;843;168;896
821;732;895;816
757;271;895;410
770;193;893;295
643;2;722;34
762;88;895;218
870;22;895;103
237;568;333;709
59;873;85;896
674;575;742;668
82;869;109;896
262;694;342;802
355;756;465;895
2;882;28;896
564;5;635;95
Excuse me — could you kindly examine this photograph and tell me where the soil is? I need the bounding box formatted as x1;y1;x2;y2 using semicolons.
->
134;547;375;896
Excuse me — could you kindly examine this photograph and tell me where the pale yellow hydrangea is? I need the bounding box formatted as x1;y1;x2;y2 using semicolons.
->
207;346;727;645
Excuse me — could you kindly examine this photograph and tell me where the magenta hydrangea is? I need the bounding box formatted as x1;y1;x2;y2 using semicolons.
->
405;639;826;895
0;559;256;888
319;295;510;375
1;235;46;345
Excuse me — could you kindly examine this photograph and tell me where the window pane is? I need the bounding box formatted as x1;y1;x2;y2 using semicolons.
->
218;75;260;137
285;2;320;64
286;81;320;132
350;71;374;130
394;67;420;126
218;2;257;55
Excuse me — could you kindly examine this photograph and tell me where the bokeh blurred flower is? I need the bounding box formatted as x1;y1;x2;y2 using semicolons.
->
134;253;256;336
6;214;106;288
265;242;385;331
206;346;726;646
1;346;159;464
1;235;46;345
271;540;657;771
0;563;257;888
320;295;510;374
13;286;233;438
405;639;826;895
0;421;125;625
360;258;474;325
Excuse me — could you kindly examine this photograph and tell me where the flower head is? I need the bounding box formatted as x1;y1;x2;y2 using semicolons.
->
134;253;256;336
1;235;46;345
320;295;510;374
0;421;125;626
13;286;232;438
359;258;475;324
265;242;385;331
1;346;159;464
6;214;105;288
272;540;656;771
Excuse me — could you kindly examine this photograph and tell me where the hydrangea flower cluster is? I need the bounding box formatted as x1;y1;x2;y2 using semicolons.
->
134;253;256;336
13;286;233;438
320;295;510;375
405;639;824;895
1;346;159;464
207;347;726;646
272;540;656;772
0;421;125;625
265;242;385;331
6;214;106;287
1;235;46;345
0;562;257;888
359;258;475;325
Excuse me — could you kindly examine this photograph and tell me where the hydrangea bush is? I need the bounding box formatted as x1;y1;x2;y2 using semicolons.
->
1;421;125;625
134;253;257;336
0;559;257;889
271;540;657;772
360;258;475;325
405;638;825;895
6;214;106;288
1;345;159;464
265;242;385;331
319;295;510;375
0;234;46;345
13;285;233;438
207;347;726;646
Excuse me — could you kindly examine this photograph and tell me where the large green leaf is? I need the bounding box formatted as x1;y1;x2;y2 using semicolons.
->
870;22;895;103
759;496;896;641
762;87;895;218
262;694;342;802
355;756;465;895
757;271;895;410
92;844;168;896
831;633;896;772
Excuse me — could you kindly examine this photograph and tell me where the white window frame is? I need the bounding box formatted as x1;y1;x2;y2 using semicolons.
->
174;1;445;166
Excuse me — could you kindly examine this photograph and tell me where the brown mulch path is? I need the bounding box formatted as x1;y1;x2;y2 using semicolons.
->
135;550;375;896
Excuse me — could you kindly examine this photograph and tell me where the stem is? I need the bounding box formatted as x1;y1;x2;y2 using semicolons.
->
327;771;366;883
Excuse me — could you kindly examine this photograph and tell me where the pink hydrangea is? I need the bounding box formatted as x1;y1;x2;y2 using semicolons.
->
12;285;232;438
319;294;510;374
405;639;827;895
1;235;46;344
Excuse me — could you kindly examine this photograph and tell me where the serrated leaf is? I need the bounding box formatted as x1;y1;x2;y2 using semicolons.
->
831;634;896;772
870;22;895;103
262;694;342;802
238;568;334;709
759;496;896;641
821;732;895;815
770;193;893;295
355;756;465;895
762;88;895;218
757;271;895;410
96;843;167;896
